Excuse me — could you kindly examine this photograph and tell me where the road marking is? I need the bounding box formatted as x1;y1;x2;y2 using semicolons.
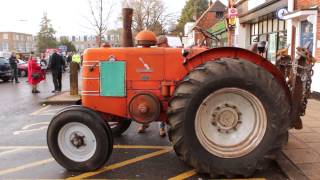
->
0;145;171;150
168;169;197;180
0;146;48;150
13;122;50;135
66;147;173;180
30;105;51;116
114;145;171;149
0;148;25;157
0;158;54;176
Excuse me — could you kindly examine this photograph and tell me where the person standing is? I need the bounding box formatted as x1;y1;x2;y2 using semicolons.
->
49;50;65;93
40;55;48;79
137;35;169;137
28;52;44;93
9;52;19;83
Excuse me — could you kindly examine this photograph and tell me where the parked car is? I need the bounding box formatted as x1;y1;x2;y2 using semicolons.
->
17;59;28;77
0;57;12;82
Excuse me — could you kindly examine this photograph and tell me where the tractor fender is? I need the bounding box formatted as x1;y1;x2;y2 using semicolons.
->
185;47;291;102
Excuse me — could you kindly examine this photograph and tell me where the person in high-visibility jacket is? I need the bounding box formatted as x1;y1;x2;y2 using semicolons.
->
72;53;81;64
72;53;81;70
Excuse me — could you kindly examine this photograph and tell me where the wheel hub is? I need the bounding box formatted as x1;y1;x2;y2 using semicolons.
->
212;104;241;133
71;133;86;149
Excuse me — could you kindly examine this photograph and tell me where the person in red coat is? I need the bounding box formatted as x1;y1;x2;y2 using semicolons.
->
28;52;44;93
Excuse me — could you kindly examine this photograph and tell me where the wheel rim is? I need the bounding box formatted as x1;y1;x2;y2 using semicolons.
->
58;122;97;162
195;88;267;158
21;70;26;77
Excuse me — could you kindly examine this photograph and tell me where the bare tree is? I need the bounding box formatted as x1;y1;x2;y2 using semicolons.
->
86;0;115;47
129;0;177;35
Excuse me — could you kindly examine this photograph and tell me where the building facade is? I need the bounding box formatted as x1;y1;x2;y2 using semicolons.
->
184;0;227;47
0;32;35;53
234;0;319;91
60;30;121;52
235;0;288;62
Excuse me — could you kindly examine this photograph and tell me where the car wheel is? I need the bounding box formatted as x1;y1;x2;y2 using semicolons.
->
20;70;27;77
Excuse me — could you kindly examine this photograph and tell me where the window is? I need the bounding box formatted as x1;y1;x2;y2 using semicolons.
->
300;20;314;53
3;33;8;39
216;12;224;20
15;34;19;40
250;14;288;62
2;42;9;51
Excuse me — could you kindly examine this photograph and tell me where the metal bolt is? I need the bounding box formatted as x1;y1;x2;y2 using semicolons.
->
217;128;221;132
211;121;217;126
225;130;229;134
216;107;221;110
225;103;229;107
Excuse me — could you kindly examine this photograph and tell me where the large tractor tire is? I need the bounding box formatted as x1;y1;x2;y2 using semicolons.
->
168;59;290;177
47;106;113;172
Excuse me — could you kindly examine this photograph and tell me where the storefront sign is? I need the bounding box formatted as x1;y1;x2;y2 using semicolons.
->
228;8;238;17
276;8;288;20
248;0;266;11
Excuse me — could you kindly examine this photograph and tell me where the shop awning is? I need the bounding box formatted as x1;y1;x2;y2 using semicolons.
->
208;21;227;37
283;8;318;20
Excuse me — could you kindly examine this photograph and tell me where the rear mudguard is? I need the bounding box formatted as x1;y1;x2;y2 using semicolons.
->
184;47;291;103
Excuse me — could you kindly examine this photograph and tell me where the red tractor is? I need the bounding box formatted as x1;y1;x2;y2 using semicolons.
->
47;29;315;177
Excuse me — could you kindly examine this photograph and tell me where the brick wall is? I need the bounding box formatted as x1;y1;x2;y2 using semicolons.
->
295;0;320;60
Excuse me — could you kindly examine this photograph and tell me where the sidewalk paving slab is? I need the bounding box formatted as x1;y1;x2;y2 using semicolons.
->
41;91;81;105
281;99;320;180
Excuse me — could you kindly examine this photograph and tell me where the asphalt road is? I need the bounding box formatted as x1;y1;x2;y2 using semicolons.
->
0;73;288;180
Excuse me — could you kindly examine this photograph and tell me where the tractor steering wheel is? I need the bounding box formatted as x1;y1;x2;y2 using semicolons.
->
194;26;220;43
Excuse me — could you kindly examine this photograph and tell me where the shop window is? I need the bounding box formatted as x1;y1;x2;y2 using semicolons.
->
278;31;287;50
254;24;259;35
259;22;263;34
268;19;273;33
279;20;285;31
268;33;278;62
273;19;278;32
300;20;313;53
263;20;267;34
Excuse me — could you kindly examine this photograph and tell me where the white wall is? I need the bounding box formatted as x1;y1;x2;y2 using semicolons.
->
312;63;320;92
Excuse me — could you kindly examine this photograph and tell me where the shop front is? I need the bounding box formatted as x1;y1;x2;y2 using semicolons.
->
235;0;288;63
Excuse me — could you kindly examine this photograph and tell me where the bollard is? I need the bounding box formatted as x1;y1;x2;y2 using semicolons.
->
70;62;79;96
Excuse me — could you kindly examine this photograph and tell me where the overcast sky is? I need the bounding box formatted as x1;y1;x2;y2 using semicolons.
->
0;0;227;36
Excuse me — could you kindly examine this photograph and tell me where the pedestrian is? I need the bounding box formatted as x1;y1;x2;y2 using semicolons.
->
28;52;44;93
67;52;73;67
137;35;170;137
40;54;47;79
72;52;81;70
48;49;65;93
9;52;19;83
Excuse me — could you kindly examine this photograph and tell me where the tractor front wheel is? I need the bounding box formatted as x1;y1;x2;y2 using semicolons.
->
47;106;113;171
168;59;290;177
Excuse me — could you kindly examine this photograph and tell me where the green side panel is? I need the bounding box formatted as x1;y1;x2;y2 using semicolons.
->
100;61;126;97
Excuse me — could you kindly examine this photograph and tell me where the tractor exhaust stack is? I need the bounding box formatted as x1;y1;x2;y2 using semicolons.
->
121;1;134;47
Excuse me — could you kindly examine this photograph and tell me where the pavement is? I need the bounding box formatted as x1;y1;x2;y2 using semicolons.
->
283;99;320;180
0;73;288;179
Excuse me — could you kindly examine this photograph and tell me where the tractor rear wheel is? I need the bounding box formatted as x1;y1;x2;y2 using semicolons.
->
47;106;113;171
168;59;290;177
